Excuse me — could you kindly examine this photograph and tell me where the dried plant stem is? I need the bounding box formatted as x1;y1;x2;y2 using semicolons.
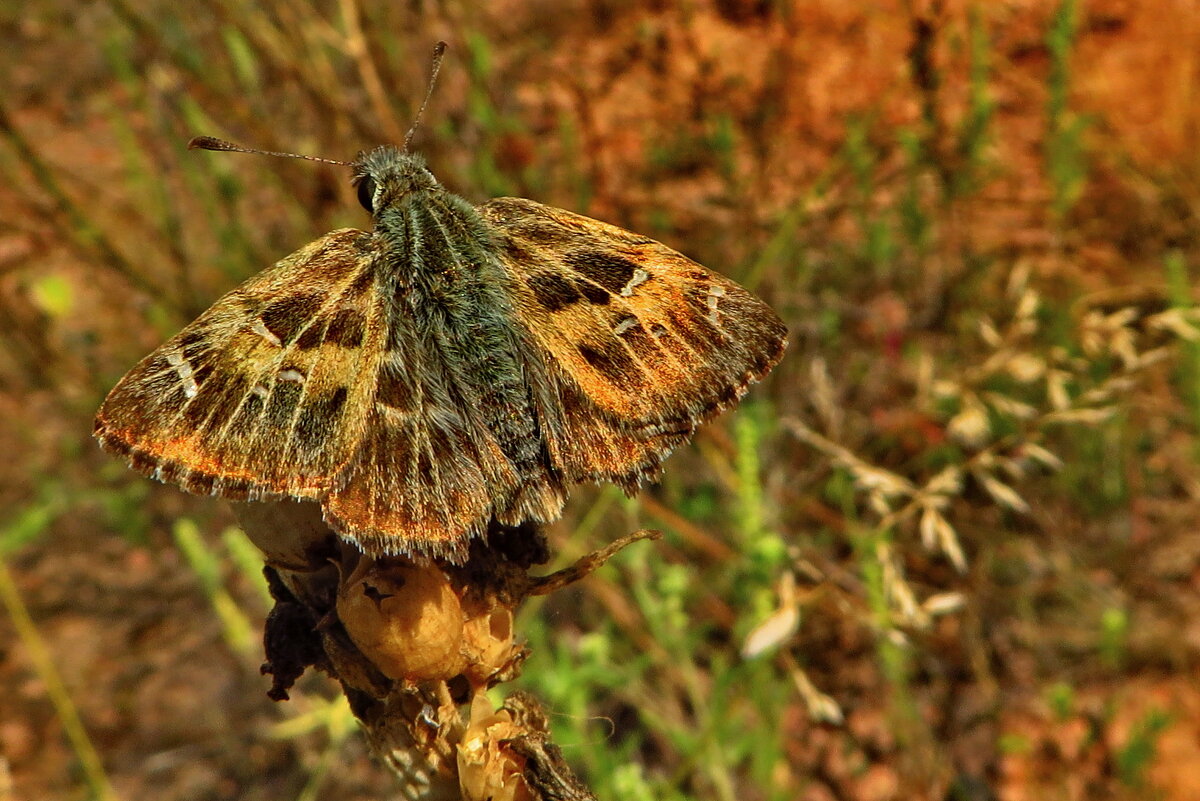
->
785;282;1188;585
526;529;660;596
239;499;642;800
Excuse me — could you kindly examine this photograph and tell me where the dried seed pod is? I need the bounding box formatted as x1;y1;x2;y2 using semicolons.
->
461;604;519;686
457;694;534;801
336;562;467;682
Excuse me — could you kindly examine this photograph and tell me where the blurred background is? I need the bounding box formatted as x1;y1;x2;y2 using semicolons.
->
3;1;1200;799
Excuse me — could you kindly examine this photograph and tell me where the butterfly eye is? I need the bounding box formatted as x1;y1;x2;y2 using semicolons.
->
357;177;376;213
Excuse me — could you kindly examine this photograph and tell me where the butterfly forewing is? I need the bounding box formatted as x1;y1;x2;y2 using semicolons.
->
95;229;387;499
479;197;788;488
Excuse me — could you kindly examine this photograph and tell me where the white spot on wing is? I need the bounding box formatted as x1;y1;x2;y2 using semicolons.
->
166;348;199;398
278;369;306;384
620;268;650;297
251;318;283;347
613;316;638;336
251;384;270;399
706;284;726;325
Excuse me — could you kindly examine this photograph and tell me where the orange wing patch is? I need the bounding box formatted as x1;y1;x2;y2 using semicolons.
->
94;229;385;500
479;197;787;488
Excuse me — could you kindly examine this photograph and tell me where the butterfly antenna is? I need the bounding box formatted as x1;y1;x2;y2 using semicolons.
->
187;136;354;166
402;41;448;152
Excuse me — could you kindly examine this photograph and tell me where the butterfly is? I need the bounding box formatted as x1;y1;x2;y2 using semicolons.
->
93;48;787;563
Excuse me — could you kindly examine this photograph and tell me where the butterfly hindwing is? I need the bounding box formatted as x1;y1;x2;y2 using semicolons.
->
324;403;520;560
478;197;788;488
95;229;386;499
323;287;530;560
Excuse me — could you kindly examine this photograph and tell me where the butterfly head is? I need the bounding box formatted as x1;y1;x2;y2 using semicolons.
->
352;146;439;216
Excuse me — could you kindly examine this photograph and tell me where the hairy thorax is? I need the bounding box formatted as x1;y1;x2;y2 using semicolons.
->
375;188;547;479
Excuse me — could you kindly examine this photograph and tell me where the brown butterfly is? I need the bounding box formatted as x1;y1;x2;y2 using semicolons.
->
94;46;787;562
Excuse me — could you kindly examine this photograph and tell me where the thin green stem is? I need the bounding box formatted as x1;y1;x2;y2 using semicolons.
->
0;556;120;801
